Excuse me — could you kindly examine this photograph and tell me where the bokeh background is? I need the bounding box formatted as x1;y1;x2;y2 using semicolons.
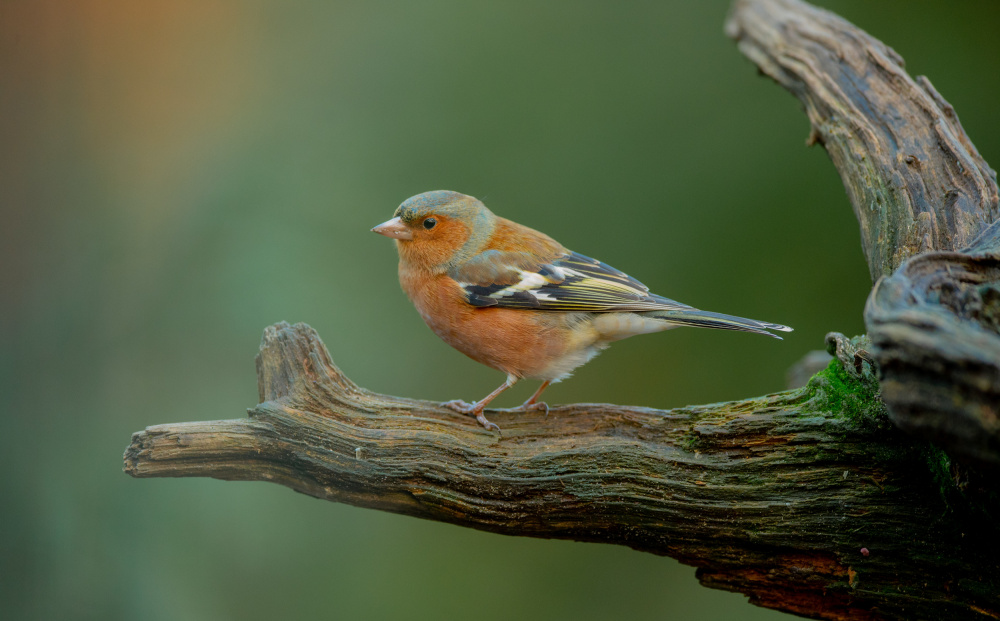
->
3;1;998;619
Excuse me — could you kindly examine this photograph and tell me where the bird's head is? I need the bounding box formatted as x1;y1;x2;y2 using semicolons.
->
372;190;496;271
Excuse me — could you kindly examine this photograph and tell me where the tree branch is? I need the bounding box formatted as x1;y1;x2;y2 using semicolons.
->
126;322;999;620
124;1;1000;619
728;0;1000;473
726;0;998;283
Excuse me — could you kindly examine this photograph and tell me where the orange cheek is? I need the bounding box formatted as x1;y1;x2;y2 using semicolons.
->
398;219;470;270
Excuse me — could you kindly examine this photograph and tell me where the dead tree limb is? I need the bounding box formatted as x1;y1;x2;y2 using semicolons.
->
124;0;1000;619
126;323;997;620
726;0;998;284
727;0;1000;477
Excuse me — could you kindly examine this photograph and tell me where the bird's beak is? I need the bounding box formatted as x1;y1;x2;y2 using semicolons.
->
371;216;413;240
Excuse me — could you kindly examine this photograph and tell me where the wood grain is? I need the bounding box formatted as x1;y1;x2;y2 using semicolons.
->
124;1;1000;618
726;0;998;283
125;323;999;620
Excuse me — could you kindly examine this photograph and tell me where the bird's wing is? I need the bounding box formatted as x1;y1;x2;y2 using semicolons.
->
450;251;693;312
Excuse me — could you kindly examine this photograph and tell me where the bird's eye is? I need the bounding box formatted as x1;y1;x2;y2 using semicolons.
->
423;218;437;230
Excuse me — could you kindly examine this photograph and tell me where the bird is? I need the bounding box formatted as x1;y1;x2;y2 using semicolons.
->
372;190;792;432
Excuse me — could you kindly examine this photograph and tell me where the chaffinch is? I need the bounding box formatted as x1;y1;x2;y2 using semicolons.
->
373;190;791;432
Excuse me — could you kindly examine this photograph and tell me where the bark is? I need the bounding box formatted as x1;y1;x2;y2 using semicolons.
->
865;238;1000;473
726;0;998;283
123;0;1000;619
125;323;999;621
727;0;1000;473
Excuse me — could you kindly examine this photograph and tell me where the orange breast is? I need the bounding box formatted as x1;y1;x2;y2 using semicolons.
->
399;266;578;378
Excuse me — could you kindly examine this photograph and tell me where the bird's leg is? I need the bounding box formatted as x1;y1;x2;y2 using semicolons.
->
518;380;551;415
442;375;518;432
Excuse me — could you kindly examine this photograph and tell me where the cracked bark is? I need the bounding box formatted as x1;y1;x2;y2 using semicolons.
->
124;1;1000;619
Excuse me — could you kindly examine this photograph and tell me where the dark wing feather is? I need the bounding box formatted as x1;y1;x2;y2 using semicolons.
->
450;251;693;312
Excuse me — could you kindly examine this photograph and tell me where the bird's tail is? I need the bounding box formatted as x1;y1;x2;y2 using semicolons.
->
642;309;793;340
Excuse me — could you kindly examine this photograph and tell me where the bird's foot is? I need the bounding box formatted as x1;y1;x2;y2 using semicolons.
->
441;400;502;434
442;399;476;414
518;400;550;416
475;413;501;434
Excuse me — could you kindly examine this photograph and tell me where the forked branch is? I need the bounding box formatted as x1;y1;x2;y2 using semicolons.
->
125;1;1000;619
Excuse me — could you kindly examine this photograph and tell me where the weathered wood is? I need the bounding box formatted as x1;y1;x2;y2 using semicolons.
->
125;322;999;621
726;0;998;283
865;238;1000;472
123;1;1000;619
728;0;1000;473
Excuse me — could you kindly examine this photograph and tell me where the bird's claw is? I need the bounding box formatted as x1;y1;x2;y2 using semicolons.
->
442;400;502;434
519;400;549;416
476;413;502;435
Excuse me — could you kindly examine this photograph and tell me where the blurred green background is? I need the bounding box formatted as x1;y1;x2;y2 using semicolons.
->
2;1;998;619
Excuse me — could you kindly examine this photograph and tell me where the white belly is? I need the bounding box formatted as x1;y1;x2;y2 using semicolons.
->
529;313;672;382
